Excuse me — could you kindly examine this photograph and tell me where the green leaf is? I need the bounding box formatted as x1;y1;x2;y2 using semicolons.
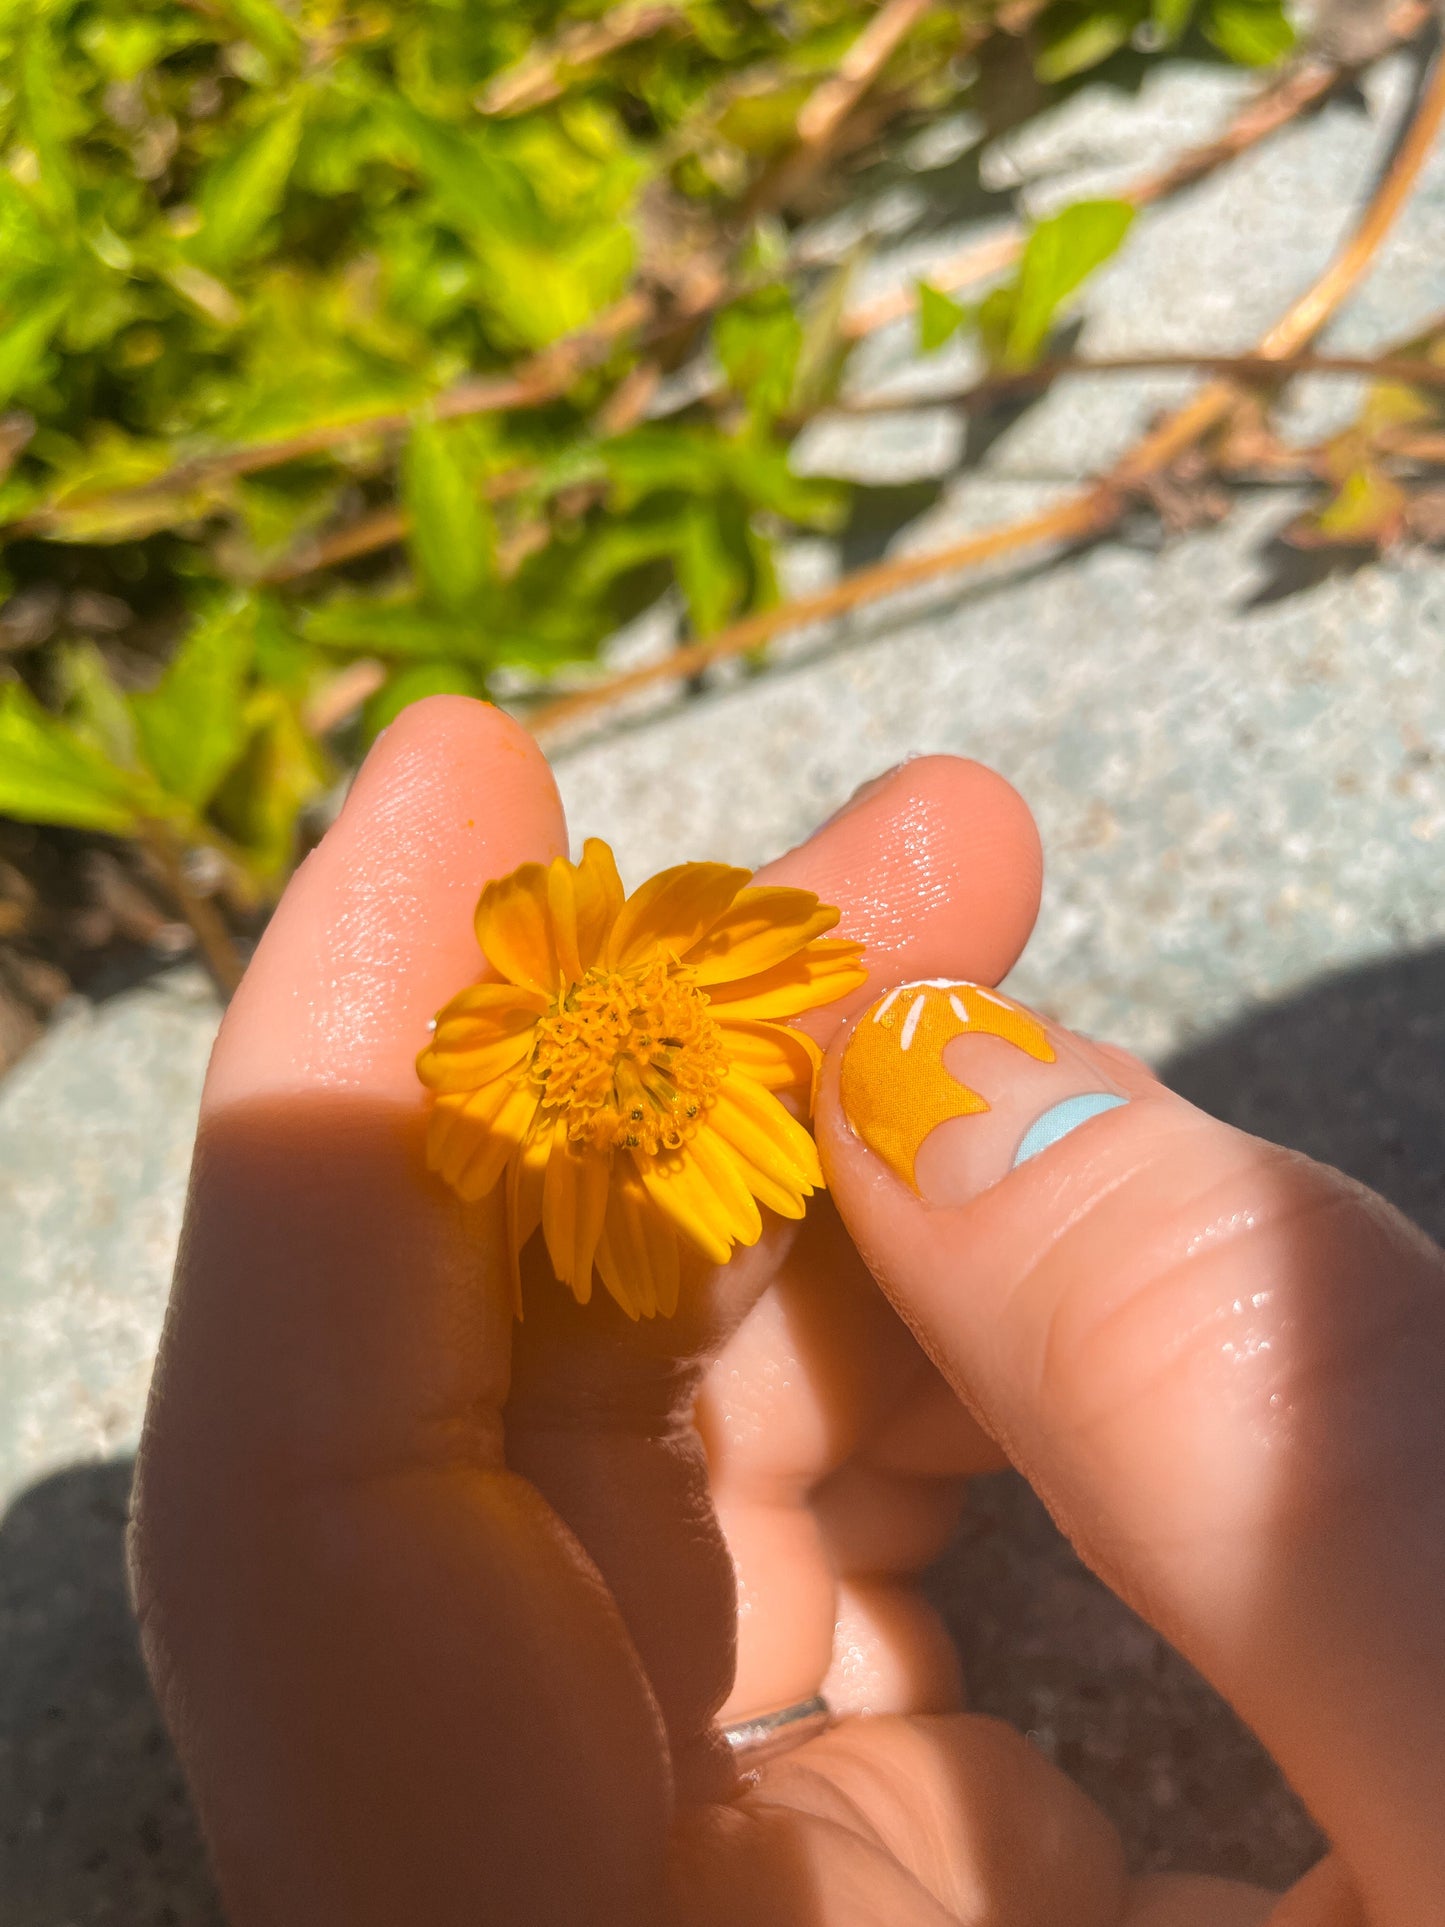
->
1294;464;1406;548
61;641;139;768
714;285;803;425
209;689;326;886
0;683;147;835
986;199;1135;369
131;602;255;809
1034;3;1143;81
195;99;304;268
212;0;303;67
402;417;494;612
19;25;78;228
1150;0;1198;43
305;596;487;662
362;661;487;741
1203;0;1295;64
675;498;752;636
0;276;71;406
916;280;967;355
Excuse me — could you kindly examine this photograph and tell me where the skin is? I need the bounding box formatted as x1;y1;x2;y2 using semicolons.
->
130;696;1445;1927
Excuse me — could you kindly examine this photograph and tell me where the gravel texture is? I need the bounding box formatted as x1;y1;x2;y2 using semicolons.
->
3;47;1444;1923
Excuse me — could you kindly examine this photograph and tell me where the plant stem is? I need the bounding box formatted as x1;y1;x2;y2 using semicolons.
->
832;348;1445;413
139;823;246;998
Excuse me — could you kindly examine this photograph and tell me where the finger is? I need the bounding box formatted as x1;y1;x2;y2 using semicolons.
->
672;1714;1127;1927
818;987;1445;1927
132;698;671;1927
698;757;1043;1719
491;756;1043;1792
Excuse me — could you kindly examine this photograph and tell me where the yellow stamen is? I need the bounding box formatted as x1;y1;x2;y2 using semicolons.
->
528;956;727;1157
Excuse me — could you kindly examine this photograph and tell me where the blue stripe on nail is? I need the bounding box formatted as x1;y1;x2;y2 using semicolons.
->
1012;1092;1127;1167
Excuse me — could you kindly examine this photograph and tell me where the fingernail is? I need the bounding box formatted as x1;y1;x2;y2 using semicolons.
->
838;980;1127;1204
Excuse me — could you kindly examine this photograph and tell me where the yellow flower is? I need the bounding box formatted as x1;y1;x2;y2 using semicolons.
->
417;839;866;1320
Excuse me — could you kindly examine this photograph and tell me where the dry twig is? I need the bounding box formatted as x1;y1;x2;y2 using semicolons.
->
834;347;1445;413
138;822;246;995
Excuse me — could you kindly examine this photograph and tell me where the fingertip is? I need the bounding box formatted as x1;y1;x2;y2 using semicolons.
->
770;755;1042;989
208;697;567;1111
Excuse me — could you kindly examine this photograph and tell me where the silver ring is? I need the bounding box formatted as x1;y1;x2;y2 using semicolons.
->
720;1694;831;1762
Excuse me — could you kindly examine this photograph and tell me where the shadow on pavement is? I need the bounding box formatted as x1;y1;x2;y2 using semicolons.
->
0;1457;224;1927
1;944;1440;1917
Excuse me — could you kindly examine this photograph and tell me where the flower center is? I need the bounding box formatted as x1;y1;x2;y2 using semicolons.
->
530;957;727;1155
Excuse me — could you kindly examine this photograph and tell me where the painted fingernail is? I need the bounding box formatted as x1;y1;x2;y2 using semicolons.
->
838;980;1128;1205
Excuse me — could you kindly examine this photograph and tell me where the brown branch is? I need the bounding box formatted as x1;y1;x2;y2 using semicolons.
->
259;463;539;584
840;0;1432;339
477;3;683;116
528;38;1445;742
9;294;652;541
138;821;246;997
834;347;1445;412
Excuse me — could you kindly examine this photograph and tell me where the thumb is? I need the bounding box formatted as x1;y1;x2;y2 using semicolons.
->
817;979;1445;1927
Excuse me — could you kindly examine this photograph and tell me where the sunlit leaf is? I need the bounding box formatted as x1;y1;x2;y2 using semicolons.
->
1290;464;1407;549
194;98;305;267
916;280;967;355
305;595;488;662
714;285;802;424
1203;0;1295;64
131;601;255;808
0;683;148;835
402;416;495;612
1035;1;1143;80
210;688;328;886
212;0;303;67
983;199;1135;370
61;640;139;768
0;275;71;405
676;497;752;635
1150;0;1197;42
362;660;488;740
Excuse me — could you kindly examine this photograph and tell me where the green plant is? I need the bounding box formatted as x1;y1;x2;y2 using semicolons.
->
0;0;1303;982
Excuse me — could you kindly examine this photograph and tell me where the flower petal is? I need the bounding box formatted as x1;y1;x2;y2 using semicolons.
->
606;862;751;969
709;1070;822;1209
546;859;585;987
687;1126;766;1248
417;984;543;1092
430;1079;541;1202
714;1016;821;1099
703;939;868;1021
542;1129;610;1305
475;863;560;995
505;1105;552;1314
687;887;840;986
596;1169;659;1320
573;838;625;971
636;1145;738;1266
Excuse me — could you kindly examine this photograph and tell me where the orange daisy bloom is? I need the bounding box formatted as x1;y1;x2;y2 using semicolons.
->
417;839;867;1319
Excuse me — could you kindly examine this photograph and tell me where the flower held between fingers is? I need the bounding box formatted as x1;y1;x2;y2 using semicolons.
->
416;839;867;1319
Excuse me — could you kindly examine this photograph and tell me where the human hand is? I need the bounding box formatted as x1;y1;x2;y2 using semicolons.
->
131;698;1445;1927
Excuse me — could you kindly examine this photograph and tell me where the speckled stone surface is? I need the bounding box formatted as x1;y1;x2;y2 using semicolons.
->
0;970;216;1494
3;46;1444;1924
